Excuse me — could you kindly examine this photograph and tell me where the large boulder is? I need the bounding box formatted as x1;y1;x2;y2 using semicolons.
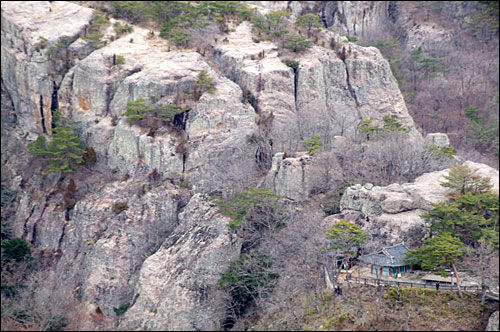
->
340;161;499;246
425;133;450;147
265;152;314;201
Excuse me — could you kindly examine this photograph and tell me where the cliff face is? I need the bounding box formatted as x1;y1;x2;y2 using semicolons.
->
1;1;496;330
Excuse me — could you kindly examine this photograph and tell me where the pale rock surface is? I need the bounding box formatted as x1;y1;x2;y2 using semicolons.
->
265;152;314;201
212;22;299;152
486;311;499;332
185;77;259;194
119;194;241;331
296;44;421;142
340;161;499;245
1;1;94;137
212;22;422;153
322;1;393;39
425;133;450;147
107;118;183;178
14;178;180;316
57;23;260;191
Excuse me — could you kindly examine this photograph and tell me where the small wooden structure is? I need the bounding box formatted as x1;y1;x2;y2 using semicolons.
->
358;243;415;278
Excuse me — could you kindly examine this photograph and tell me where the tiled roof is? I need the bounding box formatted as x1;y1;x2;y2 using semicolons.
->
358;243;415;267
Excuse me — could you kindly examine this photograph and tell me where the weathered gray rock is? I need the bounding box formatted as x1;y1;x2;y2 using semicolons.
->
212;22;299;152
185;76;259;194
321;1;394;39
212;22;422;153
340;161;499;245
14;177;180;316
119;194;240;331
425;133;450;147
296;44;422;142
1;1;94;138
486;311;499;332
107;118;183;177
265;152;314;201
57;24;260;192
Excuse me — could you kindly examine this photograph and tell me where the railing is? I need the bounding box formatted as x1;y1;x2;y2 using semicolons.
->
340;276;482;292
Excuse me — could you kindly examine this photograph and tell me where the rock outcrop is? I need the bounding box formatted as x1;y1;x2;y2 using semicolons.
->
265;152;314;201
2;2;496;331
340;161;499;246
425;133;450;147
486;311;499;332
1;1;94;138
211;21;422;153
118;194;240;331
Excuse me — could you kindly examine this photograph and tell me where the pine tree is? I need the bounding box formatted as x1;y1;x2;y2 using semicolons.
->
295;13;323;37
27;110;86;174
440;164;493;195
326;219;369;283
405;233;465;297
193;70;215;100
124;98;155;124
283;33;312;52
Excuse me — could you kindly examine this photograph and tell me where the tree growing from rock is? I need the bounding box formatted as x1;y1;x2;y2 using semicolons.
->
304;134;323;156
295;13;323;37
27;110;85;174
283;33;312;52
440;164;493;195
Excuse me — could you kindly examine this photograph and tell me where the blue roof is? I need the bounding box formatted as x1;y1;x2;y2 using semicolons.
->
358;243;415;267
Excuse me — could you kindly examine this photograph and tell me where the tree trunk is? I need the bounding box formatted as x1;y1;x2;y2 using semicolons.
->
451;263;462;298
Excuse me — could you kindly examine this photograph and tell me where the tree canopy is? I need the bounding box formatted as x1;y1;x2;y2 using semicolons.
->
326;219;369;254
27;110;86;174
440;164;493;195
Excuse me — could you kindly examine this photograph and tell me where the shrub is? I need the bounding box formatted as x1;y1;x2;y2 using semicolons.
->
124;98;155;124
304;134;323;155
34;36;49;50
113;302;130;315
1;238;32;263
283;33;312;52
165;28;192;47
219;250;278;315
83;33;105;49
113;21;133;35
295;13;323;36
1;184;17;209
82;146;97;166
89;10;109;32
116;55;125;65
156;104;184;122
215;187;286;233
112;201;128;214
285;60;300;70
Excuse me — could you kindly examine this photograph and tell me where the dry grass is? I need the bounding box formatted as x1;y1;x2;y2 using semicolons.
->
250;285;498;331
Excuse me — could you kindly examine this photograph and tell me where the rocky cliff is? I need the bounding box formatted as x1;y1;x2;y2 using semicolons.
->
1;1;497;331
340;161;499;247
